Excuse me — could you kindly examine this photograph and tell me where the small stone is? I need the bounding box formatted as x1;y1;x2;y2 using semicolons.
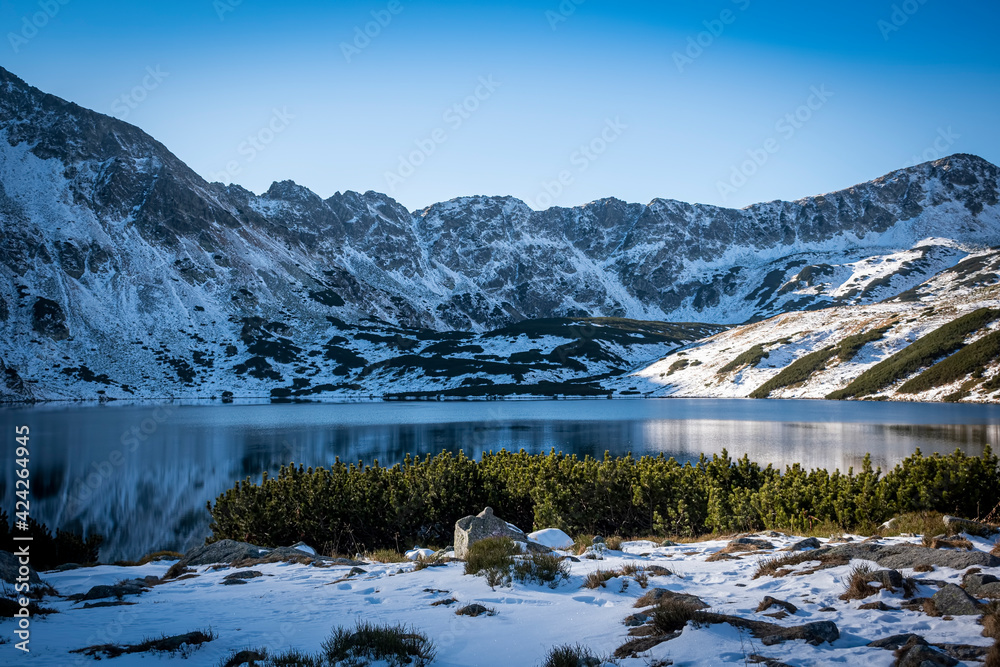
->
756;596;797;614
866;633;926;650
785;537;821;551
455;603;494;617
859;601;895;611
866;569;903;591
931;584;981;616
729;537;774;550
623;612;650;627
963;571;1000;598
895;639;959;667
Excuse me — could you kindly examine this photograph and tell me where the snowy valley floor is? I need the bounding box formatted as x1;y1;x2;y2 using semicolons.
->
4;532;998;666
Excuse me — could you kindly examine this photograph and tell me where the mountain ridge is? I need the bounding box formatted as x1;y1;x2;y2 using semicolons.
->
3;65;1000;402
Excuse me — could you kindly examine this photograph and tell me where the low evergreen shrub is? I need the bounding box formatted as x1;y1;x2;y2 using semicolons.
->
207;447;1000;553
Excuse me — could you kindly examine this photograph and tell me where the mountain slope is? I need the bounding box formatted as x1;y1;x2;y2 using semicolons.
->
624;246;1000;403
2;65;1000;401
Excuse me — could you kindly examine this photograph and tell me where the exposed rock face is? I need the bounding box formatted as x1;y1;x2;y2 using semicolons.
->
865;569;904;591
785;537;821;551
963;571;1000;598
453;507;532;560
174;539;361;568
931;584;982;615
31;297;68;340
943;515;996;536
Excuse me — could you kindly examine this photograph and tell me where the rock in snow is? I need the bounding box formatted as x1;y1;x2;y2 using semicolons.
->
405;547;436;561
453;507;550;559
527;528;575;550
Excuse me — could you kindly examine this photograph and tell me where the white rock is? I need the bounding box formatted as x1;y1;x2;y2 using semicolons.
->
527;528;575;550
405;547;436;561
290;542;317;555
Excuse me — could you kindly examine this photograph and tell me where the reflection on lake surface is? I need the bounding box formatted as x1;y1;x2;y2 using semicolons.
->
2;398;999;560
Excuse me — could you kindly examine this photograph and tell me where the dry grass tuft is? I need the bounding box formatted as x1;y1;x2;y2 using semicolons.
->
367;549;408;563
582;568;618;590
429;597;457;607
992;542;1000;557
163;563;195;580
604;536;623;551
923;535;973;550
923;599;941;617
912;563;934;573
880;512;948;538
650;598;707;634
572;535;593;555
752;551;848;579
618;562;642;577
839;564;878;601
986;643;1000;667
582;564;664;590
983;601;1000;639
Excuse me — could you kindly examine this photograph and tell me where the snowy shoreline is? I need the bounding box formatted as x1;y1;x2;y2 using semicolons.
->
7;531;997;666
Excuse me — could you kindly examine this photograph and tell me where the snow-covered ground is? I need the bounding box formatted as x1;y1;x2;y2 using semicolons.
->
6;532;995;666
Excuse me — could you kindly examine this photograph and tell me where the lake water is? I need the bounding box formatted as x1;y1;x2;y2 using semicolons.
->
2;398;1000;561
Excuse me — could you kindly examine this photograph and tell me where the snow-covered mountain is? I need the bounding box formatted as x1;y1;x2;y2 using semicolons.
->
2;65;1000;401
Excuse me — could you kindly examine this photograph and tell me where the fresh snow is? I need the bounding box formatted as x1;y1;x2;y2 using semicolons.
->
527;529;575;550
9;532;995;666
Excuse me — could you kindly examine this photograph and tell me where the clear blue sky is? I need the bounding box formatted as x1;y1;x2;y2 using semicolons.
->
2;0;998;211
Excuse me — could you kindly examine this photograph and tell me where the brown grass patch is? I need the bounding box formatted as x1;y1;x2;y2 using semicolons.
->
880;512;949;538
752;552;847;579
983;602;1000;639
992;542;1000;556
923;599;941;617
650;598;707;634
912;564;934;573
986;643;1000;667
583;569;618;589
367;549;408;563
429;598;457;607
839;564;878;601
605;536;624;551
923;536;973;550
163;564;195;580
